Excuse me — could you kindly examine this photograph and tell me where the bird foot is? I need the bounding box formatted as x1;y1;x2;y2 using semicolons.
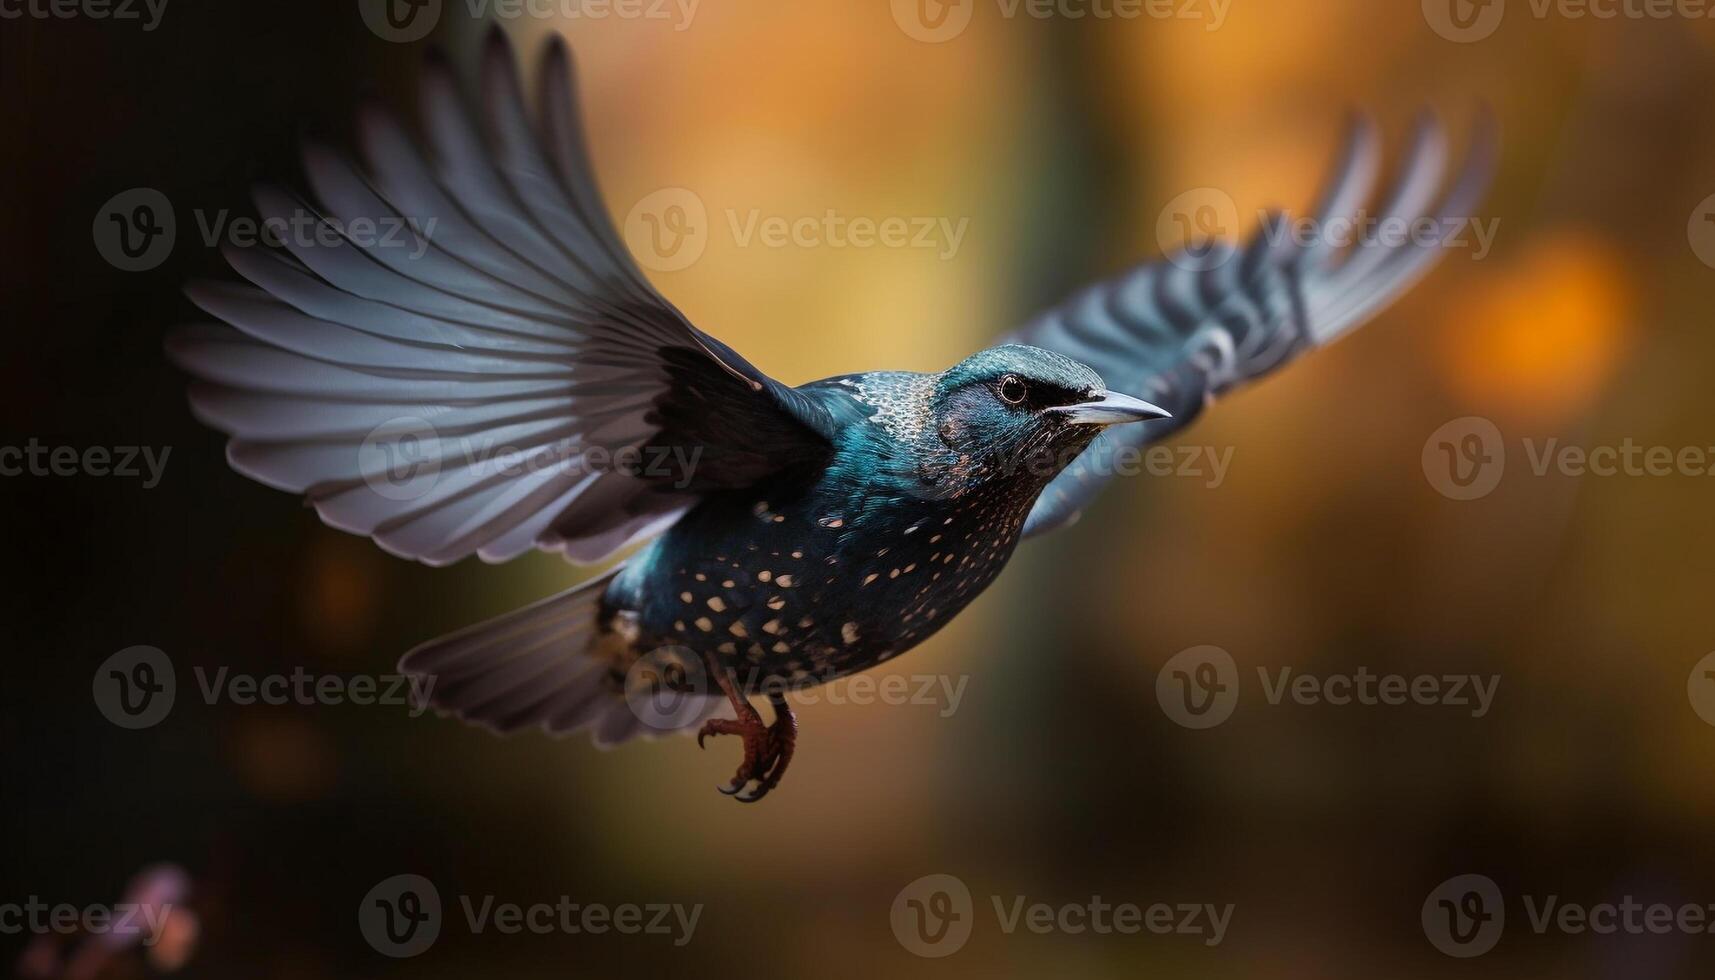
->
697;692;796;803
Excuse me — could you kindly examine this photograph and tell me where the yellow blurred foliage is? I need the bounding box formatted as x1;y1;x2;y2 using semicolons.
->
1437;231;1633;423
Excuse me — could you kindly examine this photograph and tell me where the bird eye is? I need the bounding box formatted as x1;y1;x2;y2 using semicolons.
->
997;374;1028;406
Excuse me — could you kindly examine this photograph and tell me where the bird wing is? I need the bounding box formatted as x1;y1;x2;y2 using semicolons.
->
1007;112;1497;537
169;32;834;567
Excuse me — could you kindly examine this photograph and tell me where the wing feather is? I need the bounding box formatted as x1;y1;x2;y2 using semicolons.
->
1013;112;1498;537
171;31;830;566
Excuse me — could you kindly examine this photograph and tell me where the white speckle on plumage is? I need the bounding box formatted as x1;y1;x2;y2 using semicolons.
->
707;597;726;612
842;623;860;645
862;573;879;586
680;592;693;603
758;570;772;582
728;622;748;638
776;574;796;588
766;596;785;610
695;617;713;632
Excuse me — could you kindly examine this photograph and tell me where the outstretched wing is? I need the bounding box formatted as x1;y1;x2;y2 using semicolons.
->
1009;112;1497;536
169;31;834;566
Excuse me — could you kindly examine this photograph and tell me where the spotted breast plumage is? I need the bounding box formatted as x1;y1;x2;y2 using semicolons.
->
169;30;1496;801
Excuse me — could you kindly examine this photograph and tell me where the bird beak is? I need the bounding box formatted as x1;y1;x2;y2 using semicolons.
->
1049;389;1173;426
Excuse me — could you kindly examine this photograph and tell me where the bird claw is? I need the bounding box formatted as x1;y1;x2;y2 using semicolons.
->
696;708;794;803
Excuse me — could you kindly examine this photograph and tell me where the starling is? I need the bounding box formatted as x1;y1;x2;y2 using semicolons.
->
169;32;1495;801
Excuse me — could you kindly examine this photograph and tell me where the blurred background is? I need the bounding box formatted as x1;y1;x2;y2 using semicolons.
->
6;0;1715;976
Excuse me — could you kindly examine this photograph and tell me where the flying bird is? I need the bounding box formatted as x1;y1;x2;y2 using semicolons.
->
169;31;1495;801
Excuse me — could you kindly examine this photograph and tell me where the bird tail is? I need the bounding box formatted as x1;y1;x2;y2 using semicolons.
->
397;568;730;747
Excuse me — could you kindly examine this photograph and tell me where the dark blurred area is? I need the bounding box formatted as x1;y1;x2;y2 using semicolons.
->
6;0;1715;976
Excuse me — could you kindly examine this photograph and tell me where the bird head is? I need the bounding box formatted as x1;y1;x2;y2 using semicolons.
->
925;344;1171;491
